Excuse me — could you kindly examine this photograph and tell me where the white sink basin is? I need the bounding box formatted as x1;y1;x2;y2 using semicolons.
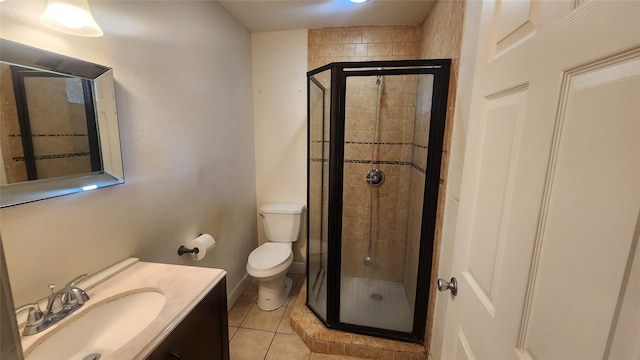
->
25;290;166;360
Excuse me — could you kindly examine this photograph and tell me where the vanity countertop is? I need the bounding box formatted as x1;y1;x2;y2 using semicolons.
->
20;261;226;359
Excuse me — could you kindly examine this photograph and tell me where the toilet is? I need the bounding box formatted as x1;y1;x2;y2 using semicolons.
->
247;203;305;311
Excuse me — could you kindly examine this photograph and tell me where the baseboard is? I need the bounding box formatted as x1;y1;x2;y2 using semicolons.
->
289;261;306;275
226;272;253;311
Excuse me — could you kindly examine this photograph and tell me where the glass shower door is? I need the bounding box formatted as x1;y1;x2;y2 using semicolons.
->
339;72;435;333
307;70;330;321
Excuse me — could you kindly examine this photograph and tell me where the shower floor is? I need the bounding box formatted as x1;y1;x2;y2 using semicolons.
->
340;276;414;332
313;274;414;332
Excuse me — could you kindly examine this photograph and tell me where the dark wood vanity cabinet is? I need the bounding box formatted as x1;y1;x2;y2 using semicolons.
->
147;278;230;360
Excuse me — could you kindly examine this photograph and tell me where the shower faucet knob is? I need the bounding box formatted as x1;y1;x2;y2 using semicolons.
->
365;168;385;186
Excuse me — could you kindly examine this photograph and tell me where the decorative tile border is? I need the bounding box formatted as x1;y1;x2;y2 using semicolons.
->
8;133;91;162
312;140;426;148
9;133;88;137
12;152;90;162
310;140;428;173
345;159;412;166
346;141;413;146
311;158;426;175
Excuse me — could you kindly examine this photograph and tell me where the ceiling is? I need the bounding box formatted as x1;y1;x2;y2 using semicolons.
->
218;0;436;33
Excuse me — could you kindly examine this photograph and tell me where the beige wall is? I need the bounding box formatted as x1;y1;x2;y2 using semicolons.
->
0;1;257;308
251;30;308;264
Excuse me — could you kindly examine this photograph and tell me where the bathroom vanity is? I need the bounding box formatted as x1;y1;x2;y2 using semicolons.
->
147;277;229;359
19;261;229;360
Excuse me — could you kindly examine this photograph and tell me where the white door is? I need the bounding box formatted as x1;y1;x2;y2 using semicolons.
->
441;1;640;359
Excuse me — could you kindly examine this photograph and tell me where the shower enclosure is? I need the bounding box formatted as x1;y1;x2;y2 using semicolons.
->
307;60;450;342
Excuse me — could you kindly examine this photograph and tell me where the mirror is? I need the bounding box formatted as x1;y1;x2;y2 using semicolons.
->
0;39;123;207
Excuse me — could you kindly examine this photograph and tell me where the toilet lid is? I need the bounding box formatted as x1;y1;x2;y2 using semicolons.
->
248;243;291;270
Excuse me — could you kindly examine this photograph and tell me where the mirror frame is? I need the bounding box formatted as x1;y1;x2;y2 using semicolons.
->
0;39;124;207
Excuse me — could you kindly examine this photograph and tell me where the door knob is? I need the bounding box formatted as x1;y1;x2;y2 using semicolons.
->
437;277;458;296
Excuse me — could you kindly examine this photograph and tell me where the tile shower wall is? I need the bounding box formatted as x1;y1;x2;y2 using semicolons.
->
341;75;417;282
308;26;422;282
308;26;421;69
0;64;91;184
0;64;26;184
22;77;91;179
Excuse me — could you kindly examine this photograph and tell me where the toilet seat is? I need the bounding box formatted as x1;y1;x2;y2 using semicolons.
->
247;243;292;271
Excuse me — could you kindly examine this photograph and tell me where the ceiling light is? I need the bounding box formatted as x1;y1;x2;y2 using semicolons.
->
40;0;103;37
350;0;369;3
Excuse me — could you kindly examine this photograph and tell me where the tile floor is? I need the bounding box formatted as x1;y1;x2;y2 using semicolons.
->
228;273;362;360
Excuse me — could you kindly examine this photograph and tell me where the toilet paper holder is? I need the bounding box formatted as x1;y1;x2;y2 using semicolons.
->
177;245;199;256
178;233;202;256
177;233;215;261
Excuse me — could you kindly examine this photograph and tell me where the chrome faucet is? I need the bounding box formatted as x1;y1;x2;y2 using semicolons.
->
15;274;90;336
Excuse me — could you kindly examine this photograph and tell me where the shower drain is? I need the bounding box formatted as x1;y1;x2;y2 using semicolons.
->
83;354;101;360
370;293;383;301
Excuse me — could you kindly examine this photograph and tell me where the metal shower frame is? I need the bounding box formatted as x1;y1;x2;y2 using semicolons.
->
306;59;451;343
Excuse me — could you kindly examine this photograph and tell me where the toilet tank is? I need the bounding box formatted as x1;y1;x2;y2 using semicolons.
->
260;203;305;242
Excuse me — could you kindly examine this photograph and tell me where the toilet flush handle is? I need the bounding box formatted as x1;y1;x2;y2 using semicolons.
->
259;212;265;218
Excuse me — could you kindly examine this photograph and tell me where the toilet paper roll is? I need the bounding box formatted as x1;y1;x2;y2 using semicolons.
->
186;234;215;261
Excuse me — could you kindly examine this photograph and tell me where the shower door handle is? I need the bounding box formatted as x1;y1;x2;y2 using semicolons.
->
437;277;458;296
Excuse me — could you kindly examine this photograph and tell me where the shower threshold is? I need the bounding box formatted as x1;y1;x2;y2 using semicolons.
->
292;279;427;359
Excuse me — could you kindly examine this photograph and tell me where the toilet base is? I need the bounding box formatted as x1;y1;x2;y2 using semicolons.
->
257;276;293;311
